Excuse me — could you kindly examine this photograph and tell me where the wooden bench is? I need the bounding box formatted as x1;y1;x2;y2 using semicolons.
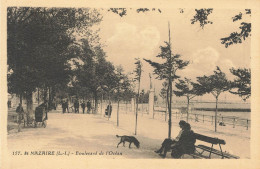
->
183;133;239;159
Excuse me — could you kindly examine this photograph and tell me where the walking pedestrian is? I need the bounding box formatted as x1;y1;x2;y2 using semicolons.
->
87;100;91;114
81;101;86;114
105;102;112;117
65;100;69;113
62;100;66;113
74;99;79;113
16;103;24;132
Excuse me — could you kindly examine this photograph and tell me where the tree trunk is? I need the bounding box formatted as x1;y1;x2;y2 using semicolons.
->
215;96;218;132
37;88;40;105
135;80;141;135
187;97;190;122
51;87;56;102
94;91;98;114
165;97;168;121
101;94;103;115
43;87;48;103
48;87;51;105
168;79;172;139
20;93;23;104
26;91;33;117
117;99;120;126
108;93;110;121
167;22;173;139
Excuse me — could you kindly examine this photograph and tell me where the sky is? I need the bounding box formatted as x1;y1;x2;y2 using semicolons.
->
93;8;251;102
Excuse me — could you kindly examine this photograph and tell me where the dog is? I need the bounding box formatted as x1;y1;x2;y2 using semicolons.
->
116;135;140;148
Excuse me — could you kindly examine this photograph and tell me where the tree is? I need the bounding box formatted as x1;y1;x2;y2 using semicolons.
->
144;23;189;138
193;67;231;132
7;7;102;116
133;58;142;135
229;68;251;101
174;78;199;122
114;67;131;126
74;39;116;114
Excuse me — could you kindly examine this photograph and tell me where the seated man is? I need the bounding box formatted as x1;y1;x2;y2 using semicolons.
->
171;123;196;158
155;121;195;158
155;120;187;158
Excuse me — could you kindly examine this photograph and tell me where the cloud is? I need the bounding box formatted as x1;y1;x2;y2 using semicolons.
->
181;47;235;80
140;27;160;50
107;23;137;47
105;23;160;74
107;22;160;54
192;47;219;72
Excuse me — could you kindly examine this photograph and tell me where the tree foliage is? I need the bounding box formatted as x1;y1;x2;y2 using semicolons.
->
190;8;213;29
108;8;161;17
144;42;189;82
108;8;127;17
114;67;132;100
7;7;102;114
193;67;231;97
134;58;143;83
159;81;168;101
221;9;251;48
73;39;117;112
229;68;251;101
174;78;198;99
7;7;101;93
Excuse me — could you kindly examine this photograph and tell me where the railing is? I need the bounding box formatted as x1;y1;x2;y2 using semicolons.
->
184;112;250;130
152;109;250;130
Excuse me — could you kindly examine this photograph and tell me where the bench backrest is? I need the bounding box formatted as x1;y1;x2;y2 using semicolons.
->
194;133;226;145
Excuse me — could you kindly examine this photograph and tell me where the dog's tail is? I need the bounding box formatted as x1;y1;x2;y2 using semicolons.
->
116;135;121;138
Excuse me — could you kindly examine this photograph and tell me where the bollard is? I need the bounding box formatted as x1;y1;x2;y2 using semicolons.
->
246;119;249;130
233;118;235;128
211;116;213;125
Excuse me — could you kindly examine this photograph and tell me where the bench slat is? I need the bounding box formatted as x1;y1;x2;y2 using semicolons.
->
194;133;226;145
196;145;239;159
196;145;223;156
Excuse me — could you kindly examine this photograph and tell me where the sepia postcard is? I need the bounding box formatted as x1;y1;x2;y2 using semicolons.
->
1;0;260;169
